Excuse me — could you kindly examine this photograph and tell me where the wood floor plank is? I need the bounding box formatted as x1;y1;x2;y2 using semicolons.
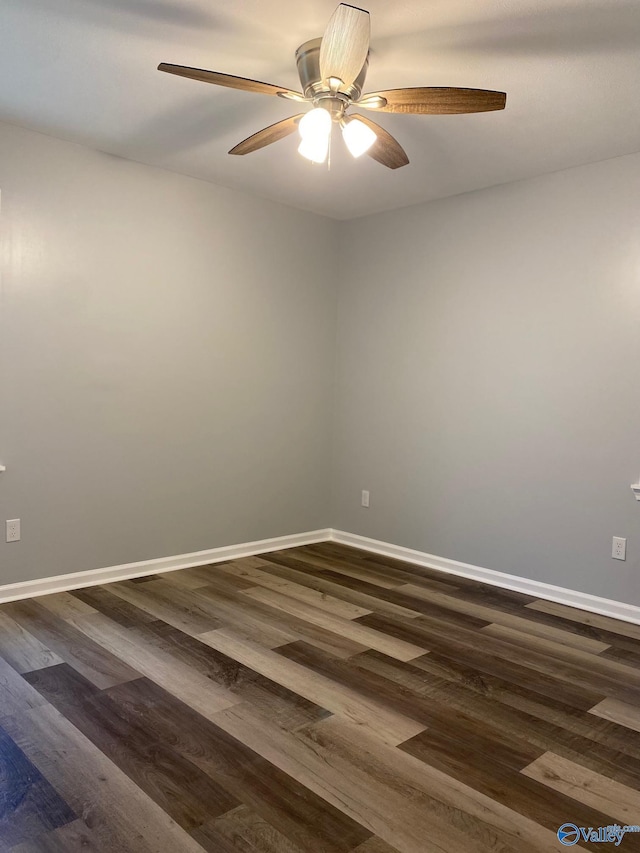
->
287;550;402;589
104;677;371;853
69;612;240;719
216;706;478;853
260;555;424;619
301;544;463;594
218;559;373;620
198;630;425;745
0;723;76;849
400;584;611;653
589;696;640;733
107;578;223;635
406;642;607;712
480;623;638;683
485;602;640;656
526;599;640;641
407;650;640;765
316;570;490;631
277;641;543;769
601;645;640;668
306;717;583;852
9;818;107;852
37;591;98;621
365;556;523;600
0;654;50;717
357;610;640;705
157;579;298;650
196;577;369;658
356;550;533;605
522;751;640;825
1;703;208;853
195;804;314;853
213;624;296;652
154;567;214;590
23;664;239;832
363;649;640;789
214;702;560;853
1;600;141;690
241;587;427;662
70;586;157;627
167;564;242;588
129;619;330;732
352;839;402;853
399;728;621;849
0;610;63;674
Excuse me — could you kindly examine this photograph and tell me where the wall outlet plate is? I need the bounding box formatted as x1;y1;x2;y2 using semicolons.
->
6;519;20;543
361;490;370;508
612;536;626;561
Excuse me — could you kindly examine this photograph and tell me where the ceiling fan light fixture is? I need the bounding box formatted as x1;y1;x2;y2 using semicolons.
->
159;4;506;171
342;117;376;158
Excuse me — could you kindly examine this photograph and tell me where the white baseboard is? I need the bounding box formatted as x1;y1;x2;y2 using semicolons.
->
0;529;331;604
330;529;640;627
3;526;640;628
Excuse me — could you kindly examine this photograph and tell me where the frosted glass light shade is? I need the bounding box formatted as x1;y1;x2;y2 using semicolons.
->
342;118;377;158
298;107;332;164
299;107;332;140
298;136;329;163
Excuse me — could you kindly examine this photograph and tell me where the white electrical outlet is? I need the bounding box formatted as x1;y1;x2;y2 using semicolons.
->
361;490;370;508
6;519;20;543
612;536;626;561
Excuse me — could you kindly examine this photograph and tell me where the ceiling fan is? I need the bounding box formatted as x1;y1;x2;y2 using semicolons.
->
158;3;506;170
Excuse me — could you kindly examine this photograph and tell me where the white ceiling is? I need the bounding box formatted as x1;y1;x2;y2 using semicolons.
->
2;0;640;219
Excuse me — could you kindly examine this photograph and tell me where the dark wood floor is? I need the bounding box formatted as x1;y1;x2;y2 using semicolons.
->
1;542;640;851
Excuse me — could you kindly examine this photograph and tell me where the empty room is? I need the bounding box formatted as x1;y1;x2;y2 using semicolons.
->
1;0;640;850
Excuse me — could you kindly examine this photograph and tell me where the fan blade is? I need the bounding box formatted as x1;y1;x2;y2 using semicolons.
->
319;4;370;90
158;64;303;100
358;87;506;115
351;114;409;169
229;115;305;156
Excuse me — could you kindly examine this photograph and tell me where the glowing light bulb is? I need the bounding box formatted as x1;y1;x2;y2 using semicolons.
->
298;136;330;164
298;107;332;163
342;118;377;158
299;107;332;140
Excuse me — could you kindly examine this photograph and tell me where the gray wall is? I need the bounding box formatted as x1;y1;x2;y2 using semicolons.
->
0;121;337;584
2;117;639;605
332;153;640;604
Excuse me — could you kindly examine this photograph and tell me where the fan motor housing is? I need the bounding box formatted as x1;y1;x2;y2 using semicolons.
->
296;37;368;102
